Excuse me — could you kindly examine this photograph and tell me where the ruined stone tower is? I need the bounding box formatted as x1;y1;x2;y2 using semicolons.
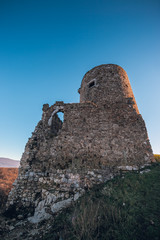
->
6;64;153;222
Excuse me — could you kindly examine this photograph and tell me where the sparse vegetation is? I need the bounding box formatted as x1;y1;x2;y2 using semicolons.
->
43;163;160;240
0;168;18;209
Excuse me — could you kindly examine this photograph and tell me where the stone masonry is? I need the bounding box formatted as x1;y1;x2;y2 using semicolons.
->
6;64;154;223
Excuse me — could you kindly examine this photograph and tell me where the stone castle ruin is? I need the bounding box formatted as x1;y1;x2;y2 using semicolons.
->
6;64;153;223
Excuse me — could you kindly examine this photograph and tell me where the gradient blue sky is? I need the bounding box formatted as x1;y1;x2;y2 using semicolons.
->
0;0;159;160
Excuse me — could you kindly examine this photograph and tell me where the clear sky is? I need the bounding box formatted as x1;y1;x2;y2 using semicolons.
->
0;0;159;160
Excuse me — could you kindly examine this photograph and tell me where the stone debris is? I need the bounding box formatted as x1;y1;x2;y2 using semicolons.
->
140;169;151;174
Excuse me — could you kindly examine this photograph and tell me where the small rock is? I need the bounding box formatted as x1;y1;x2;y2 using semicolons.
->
17;215;23;220
10;218;16;222
9;225;15;231
74;192;81;201
140;169;151;174
132;166;138;171
125;166;133;171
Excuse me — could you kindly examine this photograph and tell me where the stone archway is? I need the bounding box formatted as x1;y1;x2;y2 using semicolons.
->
48;105;64;126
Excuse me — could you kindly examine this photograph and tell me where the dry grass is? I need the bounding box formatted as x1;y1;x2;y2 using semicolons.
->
154;154;160;162
0;168;18;208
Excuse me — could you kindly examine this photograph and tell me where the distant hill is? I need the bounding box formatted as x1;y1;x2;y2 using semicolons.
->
0;158;20;168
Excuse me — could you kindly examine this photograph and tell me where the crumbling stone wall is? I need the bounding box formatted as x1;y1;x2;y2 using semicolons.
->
6;64;154;223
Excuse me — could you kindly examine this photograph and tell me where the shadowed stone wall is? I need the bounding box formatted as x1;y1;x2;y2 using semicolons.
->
6;64;154;223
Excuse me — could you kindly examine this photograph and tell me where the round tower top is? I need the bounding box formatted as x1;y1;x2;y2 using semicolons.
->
79;64;139;113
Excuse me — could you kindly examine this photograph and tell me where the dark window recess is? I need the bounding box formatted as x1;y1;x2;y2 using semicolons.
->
89;81;95;88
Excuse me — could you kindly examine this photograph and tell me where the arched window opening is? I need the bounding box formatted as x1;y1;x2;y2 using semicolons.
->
54;111;64;135
48;107;64;137
48;106;64;127
49;111;64;136
57;111;64;122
